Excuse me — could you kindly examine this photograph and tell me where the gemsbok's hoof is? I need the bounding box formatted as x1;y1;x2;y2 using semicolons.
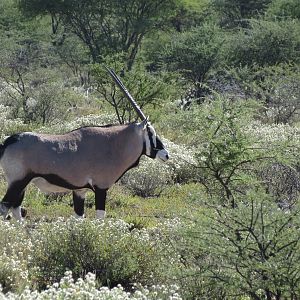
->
21;207;27;218
0;203;9;217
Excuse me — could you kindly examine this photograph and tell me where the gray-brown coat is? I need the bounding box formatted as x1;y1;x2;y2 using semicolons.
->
0;120;169;220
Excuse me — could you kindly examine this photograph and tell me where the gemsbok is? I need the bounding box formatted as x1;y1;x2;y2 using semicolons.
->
0;68;169;221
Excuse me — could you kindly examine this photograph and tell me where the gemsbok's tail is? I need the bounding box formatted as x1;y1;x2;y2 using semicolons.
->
0;144;5;160
0;134;20;160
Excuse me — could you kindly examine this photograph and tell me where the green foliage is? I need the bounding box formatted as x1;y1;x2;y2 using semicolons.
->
54;34;90;82
19;0;177;69
225;19;300;67
230;64;300;124
267;0;300;20
0;66;79;124
183;96;264;207
179;191;300;299
0;8;81;124
159;24;223;84
169;0;212;32
29;218;179;290
212;0;272;27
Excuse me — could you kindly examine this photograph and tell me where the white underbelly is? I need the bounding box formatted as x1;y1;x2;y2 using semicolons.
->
31;177;71;194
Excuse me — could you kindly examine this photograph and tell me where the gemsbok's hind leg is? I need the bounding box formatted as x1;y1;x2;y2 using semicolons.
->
11;207;27;221
0;177;31;221
11;206;23;221
73;190;86;218
95;187;107;219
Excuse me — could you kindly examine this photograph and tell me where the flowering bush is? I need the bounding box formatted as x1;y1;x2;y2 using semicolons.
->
0;217;182;297
0;221;32;293
121;156;173;197
0;105;28;141
162;138;197;183
2;271;182;300
246;121;300;147
121;138;196;197
29;218;180;290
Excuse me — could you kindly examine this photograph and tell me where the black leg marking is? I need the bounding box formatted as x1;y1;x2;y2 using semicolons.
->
73;191;85;216
12;190;25;209
1;176;32;209
95;187;107;211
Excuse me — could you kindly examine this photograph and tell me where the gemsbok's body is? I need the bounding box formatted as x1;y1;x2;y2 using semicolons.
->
0;68;169;221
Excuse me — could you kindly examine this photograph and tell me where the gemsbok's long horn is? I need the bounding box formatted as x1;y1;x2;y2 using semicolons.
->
105;66;147;121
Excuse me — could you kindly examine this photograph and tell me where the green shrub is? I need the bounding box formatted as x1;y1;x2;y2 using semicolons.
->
121;137;196;196
225;19;300;67
159;24;224;84
0;105;28;140
225;64;300;124
0;221;32;293
29;218;180;290
0;215;183;297
182;96;264;207
3;271;182;300
267;0;300;20
178;191;300;299
212;0;272;28
121;157;173;197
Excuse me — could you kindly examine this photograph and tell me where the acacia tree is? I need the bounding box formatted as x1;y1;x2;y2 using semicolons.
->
19;0;177;70
178;193;300;299
212;0;272;27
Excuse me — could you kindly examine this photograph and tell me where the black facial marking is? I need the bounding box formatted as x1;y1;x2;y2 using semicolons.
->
145;126;165;159
156;136;164;150
147;127;155;149
146;126;157;158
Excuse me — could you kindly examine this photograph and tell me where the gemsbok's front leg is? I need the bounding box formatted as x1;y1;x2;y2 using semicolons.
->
94;187;107;219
